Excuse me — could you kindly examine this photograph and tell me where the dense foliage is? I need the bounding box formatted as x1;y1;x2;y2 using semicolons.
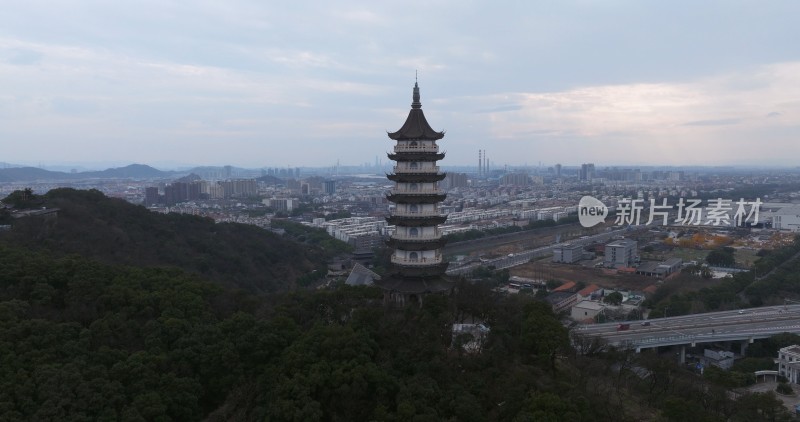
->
706;246;736;267
0;189;325;293
645;235;800;315
0;244;790;420
2;189;797;420
270;219;353;255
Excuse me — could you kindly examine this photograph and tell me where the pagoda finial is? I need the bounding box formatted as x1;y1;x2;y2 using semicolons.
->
412;74;421;109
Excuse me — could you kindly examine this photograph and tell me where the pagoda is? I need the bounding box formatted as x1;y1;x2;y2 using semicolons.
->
375;81;454;305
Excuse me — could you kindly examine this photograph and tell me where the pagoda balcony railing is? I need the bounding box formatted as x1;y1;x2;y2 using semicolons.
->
391;209;443;217
391;255;443;266
391;231;441;241
393;165;440;174
391;187;442;194
393;144;439;153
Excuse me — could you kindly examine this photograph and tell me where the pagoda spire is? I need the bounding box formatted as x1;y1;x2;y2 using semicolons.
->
412;81;421;109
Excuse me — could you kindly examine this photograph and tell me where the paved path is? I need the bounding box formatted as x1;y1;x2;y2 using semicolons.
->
747;380;800;412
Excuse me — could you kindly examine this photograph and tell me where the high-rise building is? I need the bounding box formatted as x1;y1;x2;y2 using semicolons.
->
580;163;595;181
375;82;453;305
555;163;562;178
500;172;530;186
164;181;200;205
442;173;468;189
144;187;160;206
324;180;336;194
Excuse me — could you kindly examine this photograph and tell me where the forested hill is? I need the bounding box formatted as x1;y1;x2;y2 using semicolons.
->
0;188;324;293
0;244;789;420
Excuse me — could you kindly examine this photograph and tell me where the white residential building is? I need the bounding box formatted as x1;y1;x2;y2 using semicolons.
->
773;206;800;232
778;345;800;383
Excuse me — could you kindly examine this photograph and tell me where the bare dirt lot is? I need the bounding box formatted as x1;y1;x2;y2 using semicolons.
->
511;258;726;294
511;259;658;291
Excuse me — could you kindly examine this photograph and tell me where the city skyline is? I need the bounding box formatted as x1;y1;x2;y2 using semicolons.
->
2;2;799;167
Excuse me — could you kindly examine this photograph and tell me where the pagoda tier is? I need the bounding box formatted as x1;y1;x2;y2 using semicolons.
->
392;258;449;277
386;193;447;204
387;152;446;161
386;172;447;183
386;262;449;278
385;237;447;251
385;214;447;227
373;276;452;294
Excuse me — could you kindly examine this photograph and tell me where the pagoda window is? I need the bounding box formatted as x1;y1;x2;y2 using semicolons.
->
409;162;418;169
409;204;418;213
410;183;419;191
409;227;419;237
409;141;418;147
409;252;419;261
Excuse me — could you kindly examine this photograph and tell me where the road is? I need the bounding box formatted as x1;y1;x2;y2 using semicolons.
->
576;304;800;349
446;225;644;275
443;222;600;256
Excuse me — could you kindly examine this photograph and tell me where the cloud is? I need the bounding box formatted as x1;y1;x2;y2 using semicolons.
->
475;104;523;113
444;61;800;165
2;48;42;65
265;49;340;69
681;118;742;126
334;9;384;24
1;2;800;167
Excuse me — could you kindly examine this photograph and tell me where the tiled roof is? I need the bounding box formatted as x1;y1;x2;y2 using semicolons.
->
387;83;444;140
577;284;600;297
345;263;381;286
552;281;576;292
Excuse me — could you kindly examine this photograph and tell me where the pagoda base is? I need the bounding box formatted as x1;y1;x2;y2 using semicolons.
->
373;275;455;307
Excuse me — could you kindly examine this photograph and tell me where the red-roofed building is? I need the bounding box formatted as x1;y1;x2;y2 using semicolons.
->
577;284;601;302
552;281;577;293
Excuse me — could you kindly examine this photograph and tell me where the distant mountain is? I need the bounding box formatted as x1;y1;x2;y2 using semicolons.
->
0;164;175;182
0;167;64;182
256;174;284;185
83;163;174;179
0;188;325;293
176;173;203;182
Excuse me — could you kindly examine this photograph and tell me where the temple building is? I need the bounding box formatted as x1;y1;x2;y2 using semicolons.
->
375;81;454;305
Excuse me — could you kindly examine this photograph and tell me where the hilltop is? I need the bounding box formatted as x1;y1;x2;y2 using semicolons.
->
0;188;325;293
0;163;175;182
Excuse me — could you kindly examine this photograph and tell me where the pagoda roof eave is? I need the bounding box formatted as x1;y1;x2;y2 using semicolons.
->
387;109;444;140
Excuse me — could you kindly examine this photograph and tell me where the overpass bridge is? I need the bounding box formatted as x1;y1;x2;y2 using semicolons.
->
576;304;800;358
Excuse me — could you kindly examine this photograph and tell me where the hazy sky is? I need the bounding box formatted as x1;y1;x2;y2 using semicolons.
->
2;1;799;169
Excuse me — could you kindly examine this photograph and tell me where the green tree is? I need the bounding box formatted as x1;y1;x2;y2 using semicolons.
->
732;392;792;422
707;246;735;267
604;291;623;306
520;302;569;370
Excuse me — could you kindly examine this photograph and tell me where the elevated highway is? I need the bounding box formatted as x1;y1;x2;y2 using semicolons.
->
576;305;800;354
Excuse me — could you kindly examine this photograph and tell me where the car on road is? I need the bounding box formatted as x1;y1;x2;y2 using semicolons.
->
641;321;651;326
617;323;630;331
738;310;744;314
